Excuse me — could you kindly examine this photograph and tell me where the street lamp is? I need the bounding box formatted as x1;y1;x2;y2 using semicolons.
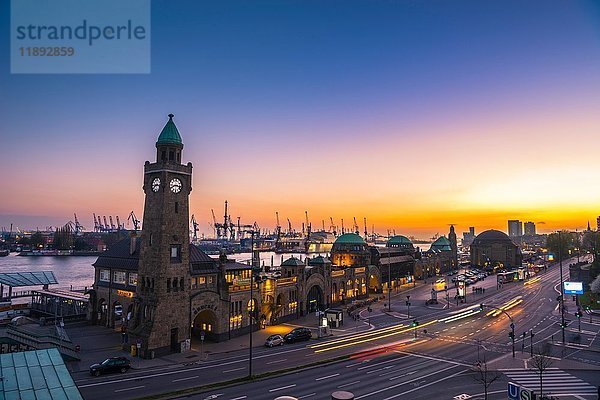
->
480;304;516;357
246;229;260;379
558;231;566;344
387;252;392;312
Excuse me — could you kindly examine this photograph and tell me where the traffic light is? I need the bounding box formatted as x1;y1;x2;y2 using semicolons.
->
560;322;567;328
509;331;514;340
576;311;582;319
411;319;419;327
479;303;484;311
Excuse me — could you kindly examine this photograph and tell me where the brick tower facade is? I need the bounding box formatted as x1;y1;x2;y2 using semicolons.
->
129;114;193;356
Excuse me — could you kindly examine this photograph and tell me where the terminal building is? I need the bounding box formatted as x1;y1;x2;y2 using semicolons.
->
470;229;522;270
88;114;455;356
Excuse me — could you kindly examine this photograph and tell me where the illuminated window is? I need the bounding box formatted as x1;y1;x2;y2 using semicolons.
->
100;269;110;282
113;271;126;284
170;245;181;263
128;273;138;286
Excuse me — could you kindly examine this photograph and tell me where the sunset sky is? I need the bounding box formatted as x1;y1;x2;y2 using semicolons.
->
1;0;600;238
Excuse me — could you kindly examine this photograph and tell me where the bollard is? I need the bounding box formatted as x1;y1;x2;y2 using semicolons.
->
332;391;354;400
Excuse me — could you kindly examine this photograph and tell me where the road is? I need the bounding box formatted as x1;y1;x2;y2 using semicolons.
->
76;258;600;400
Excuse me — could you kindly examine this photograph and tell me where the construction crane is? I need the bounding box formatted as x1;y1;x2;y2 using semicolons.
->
128;211;140;232
190;215;199;241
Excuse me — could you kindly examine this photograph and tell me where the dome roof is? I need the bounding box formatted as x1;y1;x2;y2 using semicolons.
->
157;114;182;146
334;233;366;245
387;235;412;245
308;255;331;265
281;257;305;267
473;229;513;244
430;236;452;251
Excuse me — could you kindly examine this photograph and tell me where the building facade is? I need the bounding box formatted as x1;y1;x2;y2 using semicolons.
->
508;220;523;237
523;221;536;236
470;229;522;270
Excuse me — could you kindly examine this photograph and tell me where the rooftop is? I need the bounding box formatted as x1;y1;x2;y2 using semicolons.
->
334;233;366;245
156;113;182;146
0;348;83;400
0;271;58;288
473;229;514;244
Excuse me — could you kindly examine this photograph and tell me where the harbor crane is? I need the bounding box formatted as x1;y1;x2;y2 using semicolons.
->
275;212;281;239
363;217;368;241
73;213;84;234
103;216;109;231
330;217;337;236
109;216;116;231
128;211;140;232
93;214;100;232
287;218;293;234
116;216;122;230
210;209;220;238
190;215;199;241
353;217;359;235
341;219;345;234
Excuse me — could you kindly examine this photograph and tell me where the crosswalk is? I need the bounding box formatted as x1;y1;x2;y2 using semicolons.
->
502;368;597;396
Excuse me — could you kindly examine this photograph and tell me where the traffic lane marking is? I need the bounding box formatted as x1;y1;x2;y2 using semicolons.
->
114;385;145;392
269;384;296;392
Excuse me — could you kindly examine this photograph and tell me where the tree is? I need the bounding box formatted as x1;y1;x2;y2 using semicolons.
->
590;275;600;294
471;354;500;400
30;231;45;249
546;231;576;261
529;344;554;399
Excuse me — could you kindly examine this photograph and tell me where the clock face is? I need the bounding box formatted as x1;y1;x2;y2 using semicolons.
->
152;178;161;192
170;178;182;193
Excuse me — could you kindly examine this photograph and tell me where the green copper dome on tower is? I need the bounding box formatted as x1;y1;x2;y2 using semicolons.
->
156;114;182;146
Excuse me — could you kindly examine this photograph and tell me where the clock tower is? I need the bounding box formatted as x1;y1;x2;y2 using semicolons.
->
129;114;193;356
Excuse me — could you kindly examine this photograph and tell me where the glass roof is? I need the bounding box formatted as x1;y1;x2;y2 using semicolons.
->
0;271;58;287
0;348;83;400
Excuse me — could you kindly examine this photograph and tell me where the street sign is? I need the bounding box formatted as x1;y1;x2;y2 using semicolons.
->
563;281;584;295
200;330;205;341
508;382;535;400
510;322;515;329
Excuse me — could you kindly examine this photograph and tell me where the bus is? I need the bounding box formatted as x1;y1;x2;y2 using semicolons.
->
497;271;517;284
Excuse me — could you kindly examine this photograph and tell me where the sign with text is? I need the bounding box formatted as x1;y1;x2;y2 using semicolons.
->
563;281;584;295
11;0;150;73
508;382;535;400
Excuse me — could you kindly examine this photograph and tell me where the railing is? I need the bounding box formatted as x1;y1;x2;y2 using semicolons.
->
5;326;80;360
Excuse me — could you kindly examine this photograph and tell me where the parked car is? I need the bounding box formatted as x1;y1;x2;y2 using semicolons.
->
89;357;130;376
265;334;284;347
284;327;312;343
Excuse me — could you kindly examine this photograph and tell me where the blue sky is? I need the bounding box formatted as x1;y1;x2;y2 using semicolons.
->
1;0;600;236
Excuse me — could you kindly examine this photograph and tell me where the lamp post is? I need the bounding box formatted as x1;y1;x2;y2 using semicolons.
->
247;230;257;379
481;304;516;357
406;295;411;319
559;231;565;344
387;252;392;312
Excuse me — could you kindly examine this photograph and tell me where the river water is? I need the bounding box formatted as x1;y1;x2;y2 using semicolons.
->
0;243;431;290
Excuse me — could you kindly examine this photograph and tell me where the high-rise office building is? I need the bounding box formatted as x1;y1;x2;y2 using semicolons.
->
508;220;523;237
523;221;536;236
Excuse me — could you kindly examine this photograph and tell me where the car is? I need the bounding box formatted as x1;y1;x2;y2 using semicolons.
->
89;357;130;376
265;334;284;347
284;327;312;343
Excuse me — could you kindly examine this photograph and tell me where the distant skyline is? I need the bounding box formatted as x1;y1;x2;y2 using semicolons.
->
1;1;600;238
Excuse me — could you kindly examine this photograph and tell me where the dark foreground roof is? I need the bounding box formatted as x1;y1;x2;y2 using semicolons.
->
0;348;83;399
